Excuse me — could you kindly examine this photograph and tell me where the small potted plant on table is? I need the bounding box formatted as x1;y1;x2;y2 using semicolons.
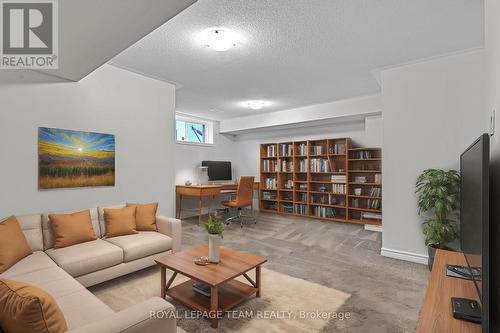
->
416;169;460;270
204;214;224;263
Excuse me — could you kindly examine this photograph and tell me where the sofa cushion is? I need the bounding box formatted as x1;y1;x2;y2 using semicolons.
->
49;210;97;248
6;266;85;300
56;289;113;330
0;216;33;274
0;278;68;333
16;214;44;252
105;231;173;262
42;208;101;250
46;239;123;277
98;204;125;237
0;251;57;279
126;202;158;231
103;206;138;238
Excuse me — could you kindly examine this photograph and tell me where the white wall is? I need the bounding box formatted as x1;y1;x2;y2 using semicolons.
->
235;115;382;179
174;122;238;217
380;50;488;263
0;64;177;217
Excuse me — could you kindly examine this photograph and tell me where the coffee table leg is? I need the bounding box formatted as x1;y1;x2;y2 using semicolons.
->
160;267;166;299
256;265;261;297
210;286;218;328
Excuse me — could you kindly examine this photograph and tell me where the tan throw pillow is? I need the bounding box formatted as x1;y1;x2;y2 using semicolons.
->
0;216;33;274
126;203;158;231
48;210;97;249
0;279;67;333
104;206;138;238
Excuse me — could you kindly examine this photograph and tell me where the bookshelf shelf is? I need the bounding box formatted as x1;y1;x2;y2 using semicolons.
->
259;139;382;226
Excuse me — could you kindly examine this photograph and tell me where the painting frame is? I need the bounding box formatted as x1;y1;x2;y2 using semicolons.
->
38;127;115;190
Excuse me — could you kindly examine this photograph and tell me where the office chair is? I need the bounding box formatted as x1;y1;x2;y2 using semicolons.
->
221;176;256;227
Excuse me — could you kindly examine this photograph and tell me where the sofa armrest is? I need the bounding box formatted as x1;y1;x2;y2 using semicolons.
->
156;215;182;253
68;297;177;333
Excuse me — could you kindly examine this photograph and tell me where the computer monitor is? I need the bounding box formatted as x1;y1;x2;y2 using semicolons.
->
201;161;232;182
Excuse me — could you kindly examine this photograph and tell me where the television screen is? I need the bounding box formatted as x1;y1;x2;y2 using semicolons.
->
460;133;489;331
201;161;232;182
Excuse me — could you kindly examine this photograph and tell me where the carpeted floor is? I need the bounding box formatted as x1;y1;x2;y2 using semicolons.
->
89;212;429;332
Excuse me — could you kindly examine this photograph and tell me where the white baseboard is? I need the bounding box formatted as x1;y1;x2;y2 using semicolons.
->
381;247;428;265
364;224;382;232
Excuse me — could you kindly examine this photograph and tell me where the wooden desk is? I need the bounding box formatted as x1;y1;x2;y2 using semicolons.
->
416;249;481;333
176;182;259;224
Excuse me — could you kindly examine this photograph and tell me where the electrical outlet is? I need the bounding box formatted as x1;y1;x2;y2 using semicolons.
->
490;109;496;137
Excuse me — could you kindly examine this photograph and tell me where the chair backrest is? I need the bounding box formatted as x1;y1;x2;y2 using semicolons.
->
235;176;255;207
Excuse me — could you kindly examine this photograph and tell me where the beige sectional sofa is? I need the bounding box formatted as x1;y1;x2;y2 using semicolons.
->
0;205;182;333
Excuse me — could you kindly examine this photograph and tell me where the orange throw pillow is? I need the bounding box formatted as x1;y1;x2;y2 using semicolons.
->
104;206;138;238
48;210;97;249
0;279;67;333
0;216;33;274
126;203;158;231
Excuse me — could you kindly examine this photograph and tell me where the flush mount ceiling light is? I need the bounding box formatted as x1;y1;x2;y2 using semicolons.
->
201;28;238;52
247;100;267;110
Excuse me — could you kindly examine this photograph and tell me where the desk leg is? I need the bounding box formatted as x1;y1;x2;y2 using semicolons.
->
177;195;183;219
198;196;203;225
210;286;219;328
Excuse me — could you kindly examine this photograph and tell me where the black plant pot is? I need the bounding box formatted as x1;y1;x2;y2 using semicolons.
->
427;245;438;271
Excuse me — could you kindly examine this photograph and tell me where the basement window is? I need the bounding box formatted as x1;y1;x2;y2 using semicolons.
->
175;114;214;145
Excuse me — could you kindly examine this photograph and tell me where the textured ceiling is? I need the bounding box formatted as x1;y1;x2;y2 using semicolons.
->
111;0;483;120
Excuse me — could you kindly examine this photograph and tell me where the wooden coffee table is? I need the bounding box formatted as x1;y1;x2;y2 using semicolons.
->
155;245;267;328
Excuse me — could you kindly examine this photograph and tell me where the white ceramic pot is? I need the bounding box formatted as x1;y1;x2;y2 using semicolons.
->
208;234;222;263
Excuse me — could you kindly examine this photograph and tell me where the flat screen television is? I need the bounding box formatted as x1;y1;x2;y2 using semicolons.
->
460;133;490;332
201;161;232;182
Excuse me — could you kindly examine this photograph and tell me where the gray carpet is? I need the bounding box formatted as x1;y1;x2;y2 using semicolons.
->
181;212;428;332
90;212;428;332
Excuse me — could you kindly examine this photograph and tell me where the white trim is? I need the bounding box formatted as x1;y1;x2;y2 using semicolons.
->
175;141;214;147
381;247;428;265
108;62;183;88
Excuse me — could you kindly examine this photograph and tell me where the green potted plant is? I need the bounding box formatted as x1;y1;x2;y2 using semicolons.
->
415;169;460;270
204;214;224;263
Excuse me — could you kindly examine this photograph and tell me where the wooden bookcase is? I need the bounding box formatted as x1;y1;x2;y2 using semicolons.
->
259;139;382;226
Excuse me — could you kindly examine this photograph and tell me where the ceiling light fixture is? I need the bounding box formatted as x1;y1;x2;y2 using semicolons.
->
247;100;267;110
201;28;238;52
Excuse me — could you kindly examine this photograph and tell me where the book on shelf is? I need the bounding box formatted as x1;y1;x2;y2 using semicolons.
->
281;203;294;213
265;177;277;189
329;143;346;155
332;183;346;194
374;173;382;184
369;187;382;197
353;150;373;159
310;158;330;172
312;206;337;218
281;160;294;172
280;144;293;157
361;212;382;220
298;159;307;172
294;204;308;215
310;145;324;155
262;191;276;200
367;199;381;210
331;175;346;183
297;143;307;156
262;159;277;172
266;145;276;157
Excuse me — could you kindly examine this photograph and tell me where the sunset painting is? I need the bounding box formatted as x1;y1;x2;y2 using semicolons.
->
38;127;115;189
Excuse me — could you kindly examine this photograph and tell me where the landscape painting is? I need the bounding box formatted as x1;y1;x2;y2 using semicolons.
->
38;127;115;189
